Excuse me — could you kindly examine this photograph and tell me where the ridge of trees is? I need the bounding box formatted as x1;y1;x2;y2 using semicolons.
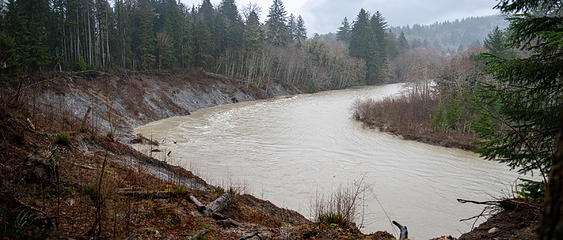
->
391;15;510;55
0;0;364;91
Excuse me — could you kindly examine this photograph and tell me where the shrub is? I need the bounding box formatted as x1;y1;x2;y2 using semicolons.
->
74;57;88;71
319;213;345;225
311;178;367;227
169;185;189;196
516;178;545;201
54;132;70;145
81;184;96;200
106;131;114;140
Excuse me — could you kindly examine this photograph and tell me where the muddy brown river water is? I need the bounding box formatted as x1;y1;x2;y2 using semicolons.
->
136;84;523;239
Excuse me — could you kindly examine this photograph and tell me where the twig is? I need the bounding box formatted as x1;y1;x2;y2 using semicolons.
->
457;199;501;206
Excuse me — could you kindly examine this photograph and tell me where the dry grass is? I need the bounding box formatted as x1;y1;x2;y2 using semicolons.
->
310;178;368;227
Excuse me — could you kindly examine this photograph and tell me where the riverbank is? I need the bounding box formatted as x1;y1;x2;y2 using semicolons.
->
1;71;538;239
1;70;402;239
20;70;302;141
353;96;479;151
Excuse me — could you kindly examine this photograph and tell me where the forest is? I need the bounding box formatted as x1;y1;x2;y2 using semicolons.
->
0;0;561;239
390;15;509;55
0;0;413;91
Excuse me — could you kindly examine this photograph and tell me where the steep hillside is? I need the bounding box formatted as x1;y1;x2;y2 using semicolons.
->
0;72;396;239
21;70;301;141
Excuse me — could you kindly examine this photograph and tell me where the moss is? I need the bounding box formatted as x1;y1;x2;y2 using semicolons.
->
55;132;70;145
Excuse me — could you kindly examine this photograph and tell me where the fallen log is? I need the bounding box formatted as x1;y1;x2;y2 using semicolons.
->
189;193;234;216
189;195;206;212
206;193;234;214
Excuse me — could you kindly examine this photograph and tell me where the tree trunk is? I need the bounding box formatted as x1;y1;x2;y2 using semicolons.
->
539;109;563;240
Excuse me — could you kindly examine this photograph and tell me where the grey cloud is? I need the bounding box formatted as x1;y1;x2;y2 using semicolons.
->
301;0;499;34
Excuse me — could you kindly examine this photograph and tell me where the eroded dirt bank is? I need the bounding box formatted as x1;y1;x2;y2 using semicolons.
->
31;70;302;140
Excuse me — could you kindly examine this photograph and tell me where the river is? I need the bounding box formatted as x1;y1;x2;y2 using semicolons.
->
135;84;522;239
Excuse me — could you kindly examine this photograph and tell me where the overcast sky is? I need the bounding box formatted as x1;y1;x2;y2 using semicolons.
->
180;0;500;35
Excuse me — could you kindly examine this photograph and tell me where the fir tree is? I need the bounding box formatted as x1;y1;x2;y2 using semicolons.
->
296;15;307;41
483;26;515;58
287;14;297;42
265;0;288;46
349;9;377;84
243;10;264;50
398;31;409;54
133;0;156;70
336;17;351;42
219;0;244;50
474;0;562;190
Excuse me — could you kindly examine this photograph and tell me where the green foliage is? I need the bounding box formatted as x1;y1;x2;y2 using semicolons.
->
164;214;174;224
445;91;461;130
306;81;318;93
266;0;289;46
336;17;351;42
74;57;89;71
54;132;70;145
484;26;516;58
432;104;446;131
397;31;409;54
349;9;389;85
243;11;264;50
81;184;97;200
106;131;114;140
0;209;46;240
471;108;496;138
169;185;189;196
516;178;545;201
319;213;345;225
474;0;562;183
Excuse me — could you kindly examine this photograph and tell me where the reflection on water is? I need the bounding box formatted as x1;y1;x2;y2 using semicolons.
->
136;84;521;239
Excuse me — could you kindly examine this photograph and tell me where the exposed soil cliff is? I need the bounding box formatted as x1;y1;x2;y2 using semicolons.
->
29;70;301;140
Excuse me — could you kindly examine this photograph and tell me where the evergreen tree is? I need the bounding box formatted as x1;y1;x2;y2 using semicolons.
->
219;0;244;50
243;10;264;50
199;0;214;23
483;26;515;58
296;15;307;41
265;0;288;46
385;32;399;59
336;17;351;42
349;9;377;84
370;11;388;82
133;0;156;70
2;0;51;73
474;0;562;192
398;31;409;54
287;14;297;42
192;12;212;67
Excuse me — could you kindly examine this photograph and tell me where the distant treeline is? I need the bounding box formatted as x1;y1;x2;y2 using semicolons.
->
390;15;509;55
0;0;366;90
334;10;410;85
